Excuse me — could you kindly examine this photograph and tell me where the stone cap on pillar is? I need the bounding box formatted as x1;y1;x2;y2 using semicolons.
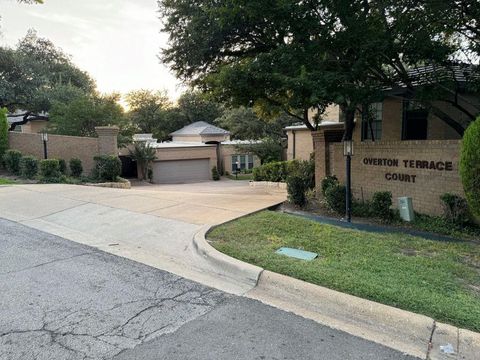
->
95;126;120;137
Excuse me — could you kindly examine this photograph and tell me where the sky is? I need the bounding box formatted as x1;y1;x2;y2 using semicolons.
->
0;0;184;100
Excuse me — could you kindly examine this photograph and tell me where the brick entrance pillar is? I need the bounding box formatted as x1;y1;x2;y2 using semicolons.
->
95;126;119;156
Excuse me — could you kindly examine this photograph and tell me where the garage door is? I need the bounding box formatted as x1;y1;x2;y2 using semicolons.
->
152;159;210;184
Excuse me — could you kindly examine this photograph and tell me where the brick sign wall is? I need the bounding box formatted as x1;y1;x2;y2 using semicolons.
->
327;140;464;215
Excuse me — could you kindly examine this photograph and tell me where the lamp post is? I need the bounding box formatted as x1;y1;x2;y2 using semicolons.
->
343;139;354;222
235;161;240;180
41;131;49;159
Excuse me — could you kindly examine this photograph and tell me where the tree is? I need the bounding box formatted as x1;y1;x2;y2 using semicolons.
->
48;93;126;137
235;138;283;164
160;0;479;136
125;89;171;133
129;142;157;180
215;107;296;140
460;116;480;216
1;30;95;129
177;91;223;124
160;0;480;221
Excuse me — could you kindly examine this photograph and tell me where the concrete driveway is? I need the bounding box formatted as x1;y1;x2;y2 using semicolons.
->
0;180;285;294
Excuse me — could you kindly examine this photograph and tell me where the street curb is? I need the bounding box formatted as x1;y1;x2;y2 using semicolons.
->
192;225;264;290
196;216;480;359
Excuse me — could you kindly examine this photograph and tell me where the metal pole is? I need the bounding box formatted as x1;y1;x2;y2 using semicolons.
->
345;154;352;222
43;140;48;159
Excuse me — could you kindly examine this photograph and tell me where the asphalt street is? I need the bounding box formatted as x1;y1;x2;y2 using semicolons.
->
0;218;419;360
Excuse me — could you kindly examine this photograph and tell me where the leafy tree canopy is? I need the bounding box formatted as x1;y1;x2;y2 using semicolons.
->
177;90;224;124
216;106;296;140
160;0;480;137
48;93;127;138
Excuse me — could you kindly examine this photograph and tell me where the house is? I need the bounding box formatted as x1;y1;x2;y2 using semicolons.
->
130;122;261;184
285;105;342;161
7;111;48;133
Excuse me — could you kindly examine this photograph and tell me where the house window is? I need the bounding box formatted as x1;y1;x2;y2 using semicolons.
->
402;101;428;140
362;102;383;141
231;155;254;172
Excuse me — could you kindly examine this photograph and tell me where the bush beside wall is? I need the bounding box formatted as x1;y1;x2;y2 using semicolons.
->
69;158;83;178
93;155;122;182
39;159;62;182
3;149;22;175
20;156;39;179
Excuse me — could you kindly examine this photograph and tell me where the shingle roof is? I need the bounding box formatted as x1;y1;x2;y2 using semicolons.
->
170;121;230;136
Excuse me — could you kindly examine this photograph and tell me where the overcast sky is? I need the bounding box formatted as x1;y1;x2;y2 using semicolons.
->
0;0;184;100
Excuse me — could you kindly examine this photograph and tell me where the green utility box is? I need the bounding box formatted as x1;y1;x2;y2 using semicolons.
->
398;197;415;222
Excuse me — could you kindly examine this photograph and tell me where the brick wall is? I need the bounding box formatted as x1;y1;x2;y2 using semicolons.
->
326;140;463;215
8;127;119;176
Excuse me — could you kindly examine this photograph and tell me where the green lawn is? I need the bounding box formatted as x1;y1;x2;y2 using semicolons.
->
0;178;15;185
226;173;253;181
208;210;480;331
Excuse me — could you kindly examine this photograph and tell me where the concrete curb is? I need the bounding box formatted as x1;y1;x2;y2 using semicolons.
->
197;219;480;359
192;225;263;290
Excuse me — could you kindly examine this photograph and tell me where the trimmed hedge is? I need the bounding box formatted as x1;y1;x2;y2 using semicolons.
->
93;155;122;182
58;159;67;175
3;149;22;175
460;116;480;216
39;159;61;180
253;160;314;185
69;158;83;178
20;156;39;179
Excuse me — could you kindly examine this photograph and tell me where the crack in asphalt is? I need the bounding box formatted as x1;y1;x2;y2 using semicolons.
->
0;252;94;275
1;278;227;360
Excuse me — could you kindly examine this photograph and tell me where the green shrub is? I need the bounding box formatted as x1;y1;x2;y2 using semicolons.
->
39;159;61;180
0;108;8;163
440;193;470;225
212;166;220;181
20;156;39;179
460;116;480;216
3;149;22;175
253;159;314;186
287;173;308;206
252;166;264;181
325;184;346;214
58;159;67;175
321;175;339;196
69;158;83;178
352;200;372;217
371;191;393;220
93;155;122;181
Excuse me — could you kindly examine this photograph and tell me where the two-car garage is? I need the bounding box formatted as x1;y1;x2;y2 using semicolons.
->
152;158;211;184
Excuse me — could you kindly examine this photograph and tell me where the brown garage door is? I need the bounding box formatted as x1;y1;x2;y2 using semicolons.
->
152;159;210;184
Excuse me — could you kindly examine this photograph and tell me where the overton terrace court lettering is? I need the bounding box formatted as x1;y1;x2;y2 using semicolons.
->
362;157;454;184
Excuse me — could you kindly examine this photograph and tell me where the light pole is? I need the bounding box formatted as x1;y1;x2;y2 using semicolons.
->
235;161;240;179
41;130;49;159
343;139;354;222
